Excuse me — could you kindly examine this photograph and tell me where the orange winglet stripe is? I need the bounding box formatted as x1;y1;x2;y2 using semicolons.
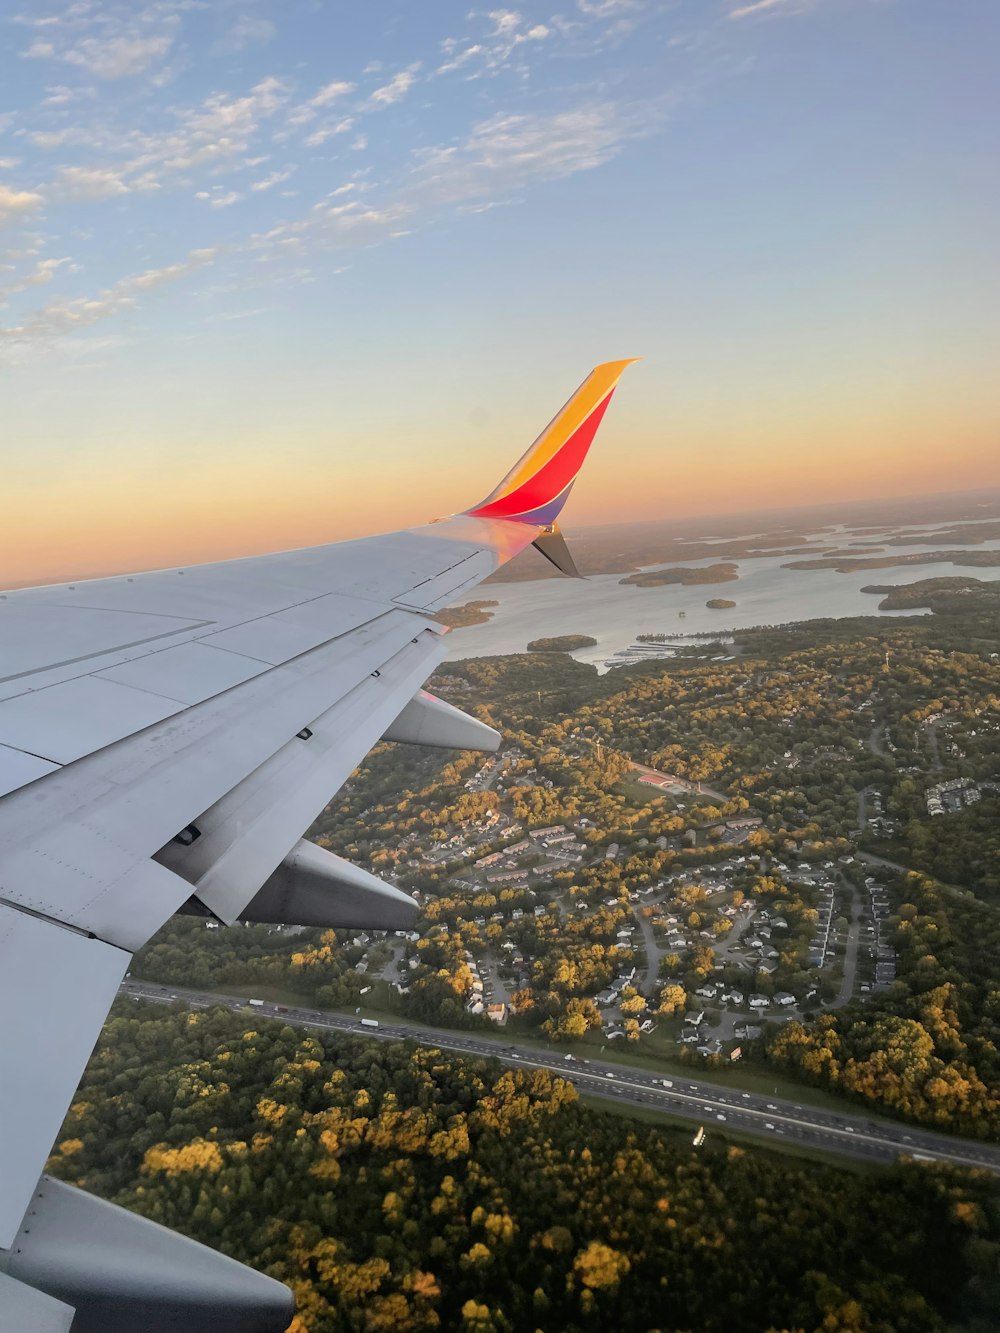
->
467;359;638;526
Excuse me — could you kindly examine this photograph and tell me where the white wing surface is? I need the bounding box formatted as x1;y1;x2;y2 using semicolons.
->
0;360;636;1332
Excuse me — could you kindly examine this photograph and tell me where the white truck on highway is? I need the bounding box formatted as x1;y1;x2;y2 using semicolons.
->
360;1018;380;1029
248;999;264;1008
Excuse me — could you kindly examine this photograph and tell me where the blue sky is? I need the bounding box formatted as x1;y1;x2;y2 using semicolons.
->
2;0;998;581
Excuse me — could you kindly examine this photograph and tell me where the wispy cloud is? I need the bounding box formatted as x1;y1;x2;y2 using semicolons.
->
23;32;177;80
0;184;43;222
29;74;293;200
250;169;292;192
304;119;354;148
408;102;657;206
196;189;242;208
366;65;420;108
311;80;354;108
728;0;811;18
435;10;551;79
0;246;218;350
52;165;132;200
1;1;678;356
252;97;663;263
221;15;276;51
0;255;69;304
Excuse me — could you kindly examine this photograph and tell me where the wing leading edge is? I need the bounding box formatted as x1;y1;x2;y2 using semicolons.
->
0;359;637;1331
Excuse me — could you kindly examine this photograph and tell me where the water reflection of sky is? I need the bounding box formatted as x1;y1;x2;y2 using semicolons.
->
445;520;1000;669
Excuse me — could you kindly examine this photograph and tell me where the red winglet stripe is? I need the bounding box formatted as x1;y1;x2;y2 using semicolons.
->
469;390;614;521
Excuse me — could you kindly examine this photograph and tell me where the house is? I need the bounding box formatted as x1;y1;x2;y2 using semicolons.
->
773;992;796;1007
529;825;563;840
757;961;778;976
485;1003;507;1024
748;995;770;1009
734;1023;763;1040
694;985;717;1000
684;1010;706;1026
467;1000;484;1015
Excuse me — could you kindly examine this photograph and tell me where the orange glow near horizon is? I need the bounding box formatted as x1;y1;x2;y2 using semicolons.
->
4;388;999;589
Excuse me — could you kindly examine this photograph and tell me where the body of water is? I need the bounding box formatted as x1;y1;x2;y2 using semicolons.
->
444;523;1000;669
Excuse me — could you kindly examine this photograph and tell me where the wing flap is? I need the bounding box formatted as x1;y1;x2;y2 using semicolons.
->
159;628;446;924
0;1273;74;1333
2;1175;293;1333
0;904;130;1247
0;611;431;944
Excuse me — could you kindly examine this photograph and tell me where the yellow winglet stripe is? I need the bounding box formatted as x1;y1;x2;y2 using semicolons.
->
480;359;639;506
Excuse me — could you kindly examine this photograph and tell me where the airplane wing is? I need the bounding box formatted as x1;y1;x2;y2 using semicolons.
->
0;359;637;1332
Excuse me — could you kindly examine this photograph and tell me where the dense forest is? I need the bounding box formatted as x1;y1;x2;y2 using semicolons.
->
51;1003;1000;1333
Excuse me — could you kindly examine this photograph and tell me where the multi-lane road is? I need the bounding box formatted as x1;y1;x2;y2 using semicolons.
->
119;980;1000;1175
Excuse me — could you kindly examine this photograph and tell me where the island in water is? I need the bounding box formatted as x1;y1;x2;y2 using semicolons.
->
525;634;599;652
706;598;737;610
434;599;498;629
619;561;739;588
785;549;1000;574
862;575;1000;612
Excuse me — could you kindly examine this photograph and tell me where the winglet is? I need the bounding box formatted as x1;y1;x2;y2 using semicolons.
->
466;359;639;526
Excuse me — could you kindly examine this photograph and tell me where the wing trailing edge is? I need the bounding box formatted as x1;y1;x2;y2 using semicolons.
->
0;1175;292;1333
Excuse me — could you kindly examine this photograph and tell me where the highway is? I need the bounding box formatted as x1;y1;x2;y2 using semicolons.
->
118;980;1000;1176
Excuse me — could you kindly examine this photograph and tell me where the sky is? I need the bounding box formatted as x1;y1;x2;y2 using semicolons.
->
1;0;998;584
